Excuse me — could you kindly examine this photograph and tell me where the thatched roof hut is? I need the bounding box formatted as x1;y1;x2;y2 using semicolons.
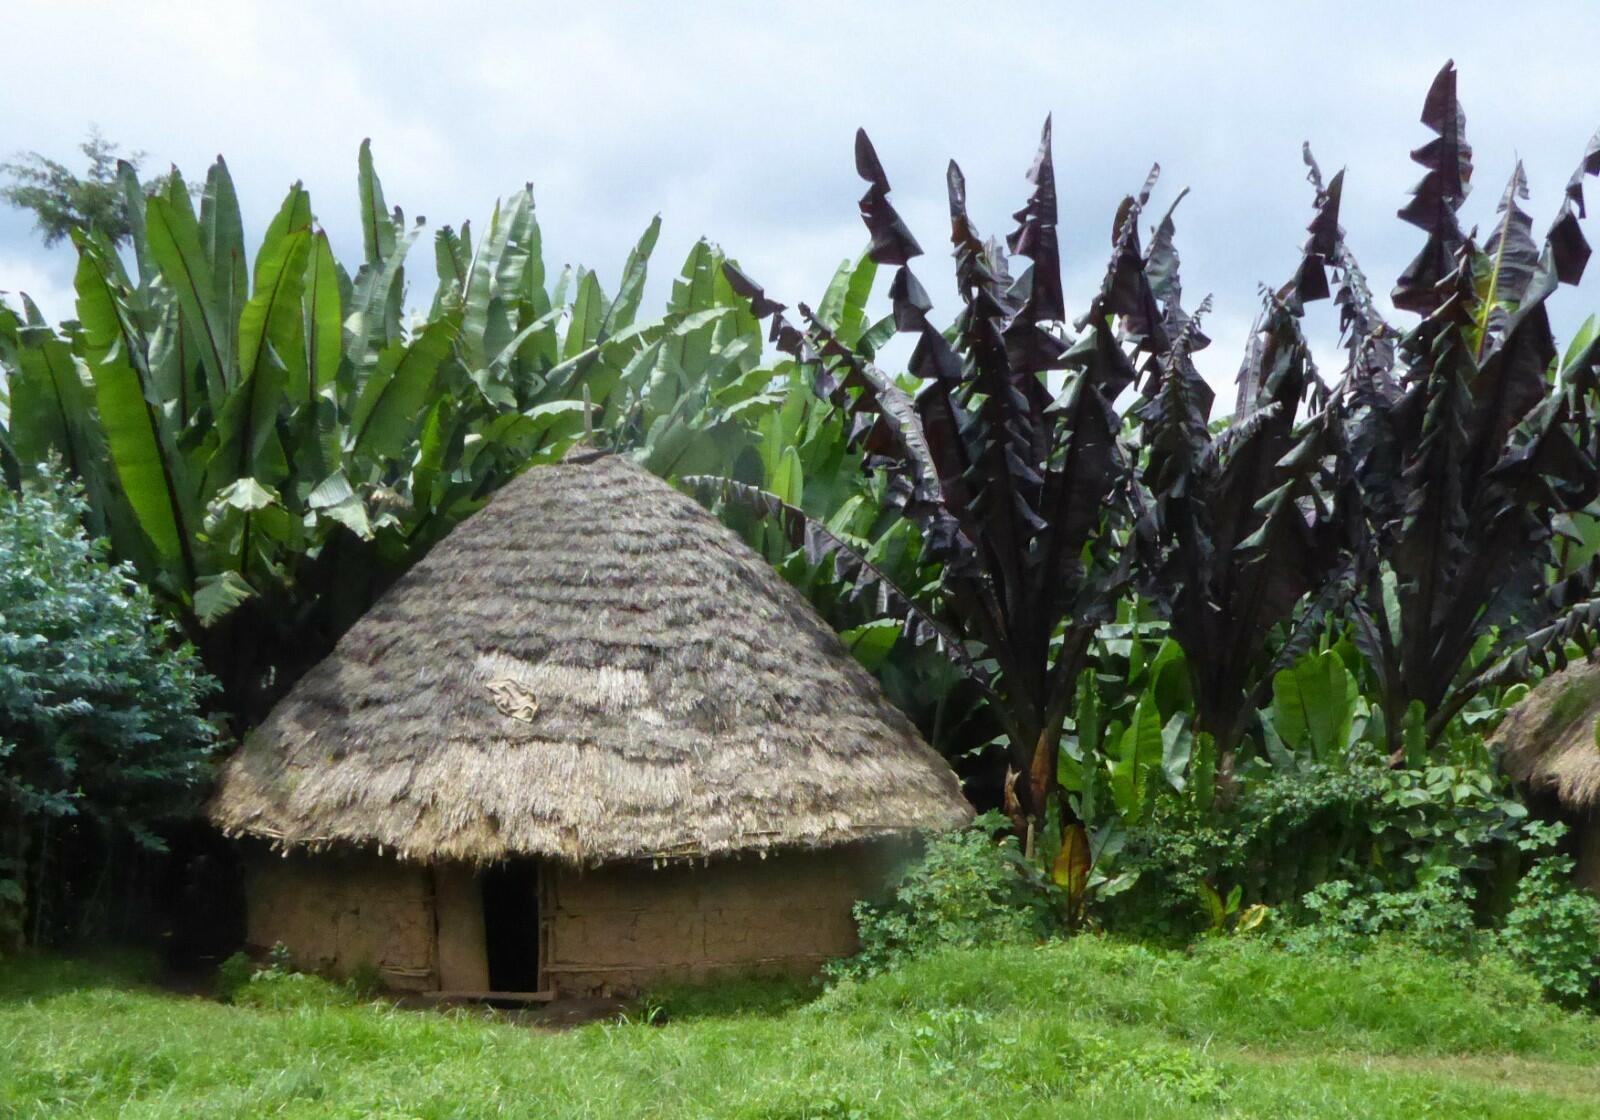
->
210;450;970;996
1494;657;1600;809
1492;656;1600;894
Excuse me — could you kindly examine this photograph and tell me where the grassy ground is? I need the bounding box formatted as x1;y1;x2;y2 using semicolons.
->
4;938;1600;1118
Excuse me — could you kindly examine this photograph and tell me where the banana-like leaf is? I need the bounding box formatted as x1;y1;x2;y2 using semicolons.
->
11;331;96;479
460;191;528;371
1393;61;1473;314
357;139;396;266
1109;692;1162;825
73;239;196;582
1546;127;1600;286
1270;649;1355;762
604;215;661;335
220;228;312;485
146;191;232;409
345;216;422;366
564;269;607;359
1478;162;1539;322
201;157;247;375
302;231;342;404
349;315;457;462
815;250;877;347
194;569;255;627
117;158;156;287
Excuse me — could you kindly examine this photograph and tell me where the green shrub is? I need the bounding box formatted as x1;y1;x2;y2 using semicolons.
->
231;970;362;1011
0;467;217;947
1498;851;1600;1006
214;951;255;1002
1280;871;1482;958
830;814;1057;980
217;942;365;1010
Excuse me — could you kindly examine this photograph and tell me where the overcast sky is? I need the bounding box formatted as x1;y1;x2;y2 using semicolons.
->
3;0;1598;393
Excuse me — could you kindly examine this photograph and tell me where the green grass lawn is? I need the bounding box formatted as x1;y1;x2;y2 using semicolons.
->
4;938;1600;1118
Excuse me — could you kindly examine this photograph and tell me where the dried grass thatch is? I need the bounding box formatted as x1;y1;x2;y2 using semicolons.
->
1493;656;1600;809
210;450;972;864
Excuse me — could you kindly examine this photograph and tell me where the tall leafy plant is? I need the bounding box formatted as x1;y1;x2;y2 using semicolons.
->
1332;62;1600;752
1134;158;1349;780
0;144;664;718
699;120;1159;830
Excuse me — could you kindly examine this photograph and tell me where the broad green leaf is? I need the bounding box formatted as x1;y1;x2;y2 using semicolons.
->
194;570;255;626
410;397;453;512
308;470;371;539
11;333;95;477
663;240;720;373
302;231;342;403
349;316;457;461
1109;691;1162;825
460;193;523;370
345;218;422;364
768;445;804;507
117;159;155;286
146;193;232;407
1197;881;1225;932
221;228;311;484
816;250;876;347
563;269;606;359
1235;903;1270;933
214;476;278;511
1271;649;1355;762
495;190;541;305
841;619;900;671
357;139;395;266
74;242;192;575
257;182;312;283
200;157;247;374
1160;712;1192;793
604;215;661;335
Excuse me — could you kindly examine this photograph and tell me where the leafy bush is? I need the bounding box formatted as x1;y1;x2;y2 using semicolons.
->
214;950;256;1002
0;468;217;948
1497;824;1600;1005
831;814;1056;979
1281;872;1481;958
216;942;366;1009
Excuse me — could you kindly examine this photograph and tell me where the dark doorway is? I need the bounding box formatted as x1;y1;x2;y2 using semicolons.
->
481;859;542;992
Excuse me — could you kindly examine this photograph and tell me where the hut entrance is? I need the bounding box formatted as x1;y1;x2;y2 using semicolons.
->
481;859;541;993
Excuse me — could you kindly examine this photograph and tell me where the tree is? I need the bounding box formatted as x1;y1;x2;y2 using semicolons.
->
0;466;217;950
0;129;161;248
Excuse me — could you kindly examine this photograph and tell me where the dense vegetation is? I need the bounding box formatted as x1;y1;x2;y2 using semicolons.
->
4;52;1600;1057
0;471;215;951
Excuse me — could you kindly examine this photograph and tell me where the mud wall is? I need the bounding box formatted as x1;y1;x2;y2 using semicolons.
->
244;849;437;990
545;839;909;996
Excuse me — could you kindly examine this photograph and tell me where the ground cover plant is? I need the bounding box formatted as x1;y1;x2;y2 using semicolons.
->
8;940;1600;1119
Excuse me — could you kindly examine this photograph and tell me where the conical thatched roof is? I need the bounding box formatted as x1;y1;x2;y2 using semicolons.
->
210;450;971;865
1493;657;1600;808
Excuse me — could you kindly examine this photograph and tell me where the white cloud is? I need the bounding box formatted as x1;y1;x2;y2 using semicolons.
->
2;0;1598;401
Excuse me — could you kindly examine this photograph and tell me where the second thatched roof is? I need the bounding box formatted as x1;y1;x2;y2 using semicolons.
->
209;450;972;865
1493;656;1600;809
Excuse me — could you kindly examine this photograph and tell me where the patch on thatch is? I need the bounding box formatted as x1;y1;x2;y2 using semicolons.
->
209;450;972;865
1492;656;1600;809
